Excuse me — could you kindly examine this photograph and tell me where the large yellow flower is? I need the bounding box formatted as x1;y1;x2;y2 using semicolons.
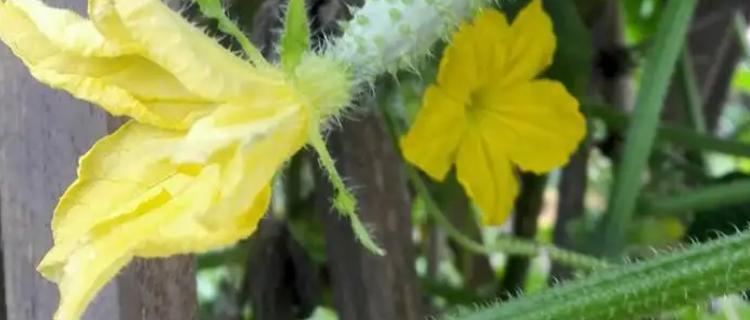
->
400;0;586;225
0;0;349;319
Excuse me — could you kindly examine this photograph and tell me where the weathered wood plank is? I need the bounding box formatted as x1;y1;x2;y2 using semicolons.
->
0;11;120;319
117;257;197;320
318;109;423;320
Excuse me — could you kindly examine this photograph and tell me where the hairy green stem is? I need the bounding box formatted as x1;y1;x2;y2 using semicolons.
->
447;228;750;320
308;127;385;256
601;0;697;255
192;0;269;67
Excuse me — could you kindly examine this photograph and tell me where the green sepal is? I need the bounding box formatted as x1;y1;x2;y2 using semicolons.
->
281;0;311;75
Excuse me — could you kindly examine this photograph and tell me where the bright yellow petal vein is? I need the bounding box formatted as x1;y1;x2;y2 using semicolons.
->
475;80;585;173
499;0;556;85
0;0;293;130
438;9;510;93
50;166;220;320
111;0;282;101
140;105;308;255
0;1;219;129
400;86;467;181
455;129;518;225
7;0;127;56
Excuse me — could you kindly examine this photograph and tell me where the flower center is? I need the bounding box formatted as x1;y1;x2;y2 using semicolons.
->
466;87;492;123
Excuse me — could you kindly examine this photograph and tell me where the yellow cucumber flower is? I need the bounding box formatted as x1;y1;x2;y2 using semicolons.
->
400;0;586;225
0;0;350;319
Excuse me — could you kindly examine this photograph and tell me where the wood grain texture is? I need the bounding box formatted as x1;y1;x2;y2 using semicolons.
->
318;109;423;320
0;1;195;319
117;257;198;320
0;10;119;319
245;219;320;320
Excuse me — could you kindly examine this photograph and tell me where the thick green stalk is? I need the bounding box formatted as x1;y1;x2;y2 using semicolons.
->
641;178;750;216
601;0;697;255
447;229;750;320
584;104;750;158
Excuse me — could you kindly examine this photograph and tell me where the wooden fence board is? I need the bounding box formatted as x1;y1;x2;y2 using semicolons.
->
0;23;121;320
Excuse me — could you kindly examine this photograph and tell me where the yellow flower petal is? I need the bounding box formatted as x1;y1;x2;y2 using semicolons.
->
476;80;585;173
500;0;556;85
466;9;511;84
40;128;223;319
402;5;580;228
110;0;282;101
47;165;222;320
40;101;308;318
135;186;271;257
7;0;129;56
436;10;510;101
436;23;478;102
455;130;519;225
49;122;185;248
400;5;583;228
0;0;294;130
400;86;467;181
139;106;309;255
87;0;140;52
0;1;219;129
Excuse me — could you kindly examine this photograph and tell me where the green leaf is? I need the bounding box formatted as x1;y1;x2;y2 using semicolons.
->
583;104;750;158
193;0;268;67
280;0;311;75
641;175;750;217
733;68;750;94
623;0;665;44
600;0;697;255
